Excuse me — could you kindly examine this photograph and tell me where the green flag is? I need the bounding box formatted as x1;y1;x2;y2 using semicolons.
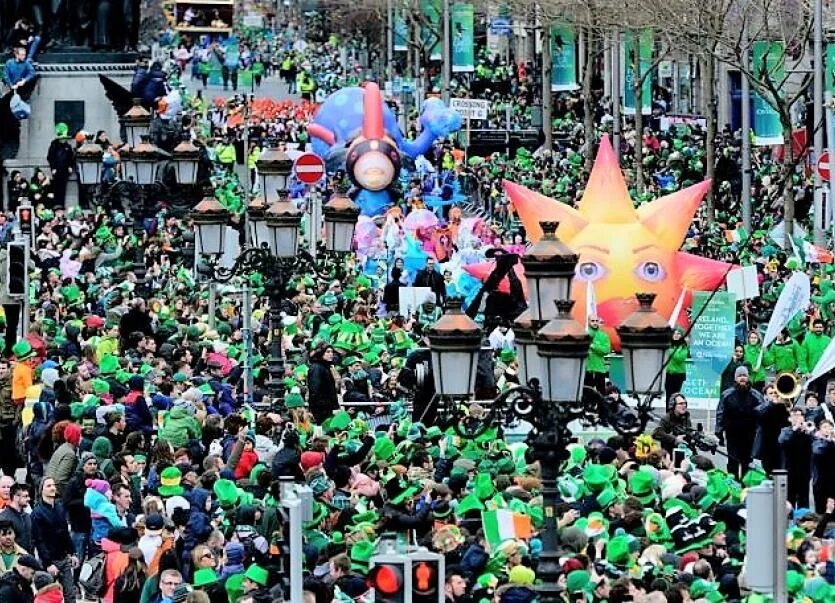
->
826;43;835;96
394;13;408;51
550;24;578;91
451;3;474;72
623;29;652;115
752;40;784;146
421;0;442;61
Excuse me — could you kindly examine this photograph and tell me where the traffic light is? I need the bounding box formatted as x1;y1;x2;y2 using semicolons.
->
367;556;406;603
16;205;32;236
5;242;26;297
410;551;443;603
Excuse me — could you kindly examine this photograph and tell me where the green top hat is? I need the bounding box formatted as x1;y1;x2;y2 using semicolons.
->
11;340;35;361
323;411;351;434
158;467;184;497
350;540;375;573
628;468;656;503
244;564;269;587
99;354;119;375
285;390;305;409
582;464;615;493
373;435;395;461
193;568;218;587
213;479;239;508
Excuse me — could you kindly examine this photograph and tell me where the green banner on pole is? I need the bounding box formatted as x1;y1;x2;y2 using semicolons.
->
421;0;442;61
623;29;652;115
752;40;784;146
680;291;736;408
451;3;474;72
394;13;408;52
550;24;578;92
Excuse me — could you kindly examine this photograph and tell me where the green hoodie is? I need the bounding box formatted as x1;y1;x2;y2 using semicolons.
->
743;342;766;383
667;343;689;375
765;339;803;374
158;406;202;447
800;331;832;374
587;327;611;374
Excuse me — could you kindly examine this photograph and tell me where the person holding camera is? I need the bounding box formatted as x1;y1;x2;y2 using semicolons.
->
779;406;814;508
652;393;692;454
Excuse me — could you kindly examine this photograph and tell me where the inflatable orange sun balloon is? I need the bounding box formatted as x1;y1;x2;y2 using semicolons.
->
503;136;732;349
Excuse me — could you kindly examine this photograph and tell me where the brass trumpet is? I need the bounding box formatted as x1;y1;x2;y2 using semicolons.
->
775;372;803;401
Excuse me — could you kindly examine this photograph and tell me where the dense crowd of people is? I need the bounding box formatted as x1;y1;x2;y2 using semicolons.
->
4;9;835;603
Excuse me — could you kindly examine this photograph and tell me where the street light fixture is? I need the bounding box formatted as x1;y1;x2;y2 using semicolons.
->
520;221;578;322
536;300;591;404
120;99;152;148
426;299;482;398
322;190;360;253
247;196;270;248
122;136;166;185
172;140;200;185
512;310;544;387
616;292;673;399
76;135;103;185
256;145;293;204
192;192;231;258
265;196;303;258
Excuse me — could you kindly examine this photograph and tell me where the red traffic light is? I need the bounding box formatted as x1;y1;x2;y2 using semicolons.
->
368;564;404;596
413;561;437;595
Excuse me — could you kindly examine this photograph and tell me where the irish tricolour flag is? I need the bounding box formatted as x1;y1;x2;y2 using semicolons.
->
481;510;533;548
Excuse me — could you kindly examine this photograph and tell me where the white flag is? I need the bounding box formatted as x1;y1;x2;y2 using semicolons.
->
757;271;811;369
586;280;597;328
668;288;687;328
807;337;835;386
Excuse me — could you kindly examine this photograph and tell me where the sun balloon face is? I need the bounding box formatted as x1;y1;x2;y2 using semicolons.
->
502;136;732;349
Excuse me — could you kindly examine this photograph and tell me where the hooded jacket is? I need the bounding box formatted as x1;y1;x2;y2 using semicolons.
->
85;487;126;544
102;537;130;603
33;584;63;603
158;406;201;447
45;441;78;496
124;377;154;434
0;568;33;603
63;469;95;532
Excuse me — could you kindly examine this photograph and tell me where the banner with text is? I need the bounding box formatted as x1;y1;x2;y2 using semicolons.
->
452;3;474;72
550;24;578;91
681;291;736;408
394;13;409;51
752;40;785;146
623;29;653;115
422;0;443;61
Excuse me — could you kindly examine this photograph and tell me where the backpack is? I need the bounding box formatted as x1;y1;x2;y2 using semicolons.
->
78;552;108;598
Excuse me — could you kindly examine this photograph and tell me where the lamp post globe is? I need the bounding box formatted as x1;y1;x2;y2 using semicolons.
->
616;293;673;399
520;221;578;323
256;146;293;204
265;196;303;259
191;193;231;258
76;135;103;185
536;300;591;404
322;191;360;253
426;299;482;398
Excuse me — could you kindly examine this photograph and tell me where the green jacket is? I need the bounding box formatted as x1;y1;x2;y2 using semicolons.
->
667;343;689;375
586;327;611;374
158;406;202;447
800;331;832;374
765;339;802;374
743;343;766;383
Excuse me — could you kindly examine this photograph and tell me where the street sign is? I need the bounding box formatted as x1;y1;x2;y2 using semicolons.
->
294;153;326;185
450;98;489;120
489;17;511;35
819;151;831;180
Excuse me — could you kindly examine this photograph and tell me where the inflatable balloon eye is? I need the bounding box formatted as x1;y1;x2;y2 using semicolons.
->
344;83;402;192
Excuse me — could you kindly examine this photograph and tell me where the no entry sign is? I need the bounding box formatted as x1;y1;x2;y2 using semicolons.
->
294;153;325;185
819;152;831;181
